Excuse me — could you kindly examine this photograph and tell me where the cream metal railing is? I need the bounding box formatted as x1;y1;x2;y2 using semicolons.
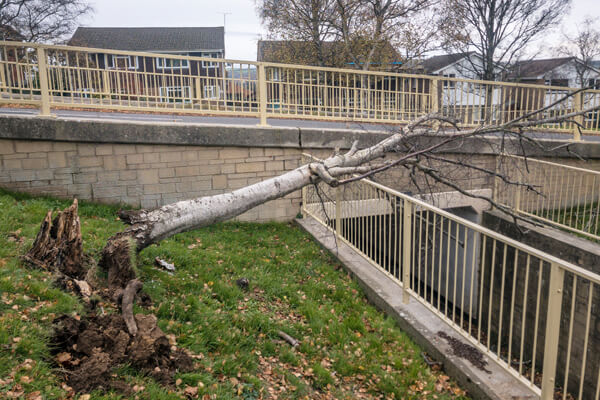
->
302;153;600;400
0;40;599;138
496;154;600;241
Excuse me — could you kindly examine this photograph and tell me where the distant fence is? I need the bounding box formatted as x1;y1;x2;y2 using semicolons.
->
496;154;600;241
0;41;599;139
302;153;600;400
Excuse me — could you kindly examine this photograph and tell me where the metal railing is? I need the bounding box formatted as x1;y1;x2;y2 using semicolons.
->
0;40;599;138
496;154;600;241
302;154;600;400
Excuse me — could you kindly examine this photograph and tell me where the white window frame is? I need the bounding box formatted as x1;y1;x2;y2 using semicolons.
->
109;55;139;70
203;85;220;99
159;86;192;103
201;52;221;68
156;57;190;70
442;73;456;88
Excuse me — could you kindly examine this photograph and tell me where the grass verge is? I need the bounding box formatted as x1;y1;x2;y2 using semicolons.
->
0;189;468;399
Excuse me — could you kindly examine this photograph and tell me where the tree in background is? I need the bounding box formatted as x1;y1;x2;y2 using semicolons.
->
258;0;337;66
439;0;571;82
257;0;432;69
0;0;93;43
556;17;600;88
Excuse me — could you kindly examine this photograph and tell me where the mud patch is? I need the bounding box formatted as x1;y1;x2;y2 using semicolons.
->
437;331;491;373
51;313;195;393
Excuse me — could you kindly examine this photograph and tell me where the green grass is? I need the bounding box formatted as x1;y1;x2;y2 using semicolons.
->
0;189;468;399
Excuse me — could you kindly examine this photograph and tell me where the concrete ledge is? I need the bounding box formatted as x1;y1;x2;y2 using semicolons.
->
2;113;600;159
296;216;538;400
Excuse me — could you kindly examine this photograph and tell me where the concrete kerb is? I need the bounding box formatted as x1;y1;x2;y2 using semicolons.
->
295;216;538;400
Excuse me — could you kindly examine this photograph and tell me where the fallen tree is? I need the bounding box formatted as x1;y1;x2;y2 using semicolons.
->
23;93;599;394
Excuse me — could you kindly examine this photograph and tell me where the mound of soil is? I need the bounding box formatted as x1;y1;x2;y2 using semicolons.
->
51;312;194;393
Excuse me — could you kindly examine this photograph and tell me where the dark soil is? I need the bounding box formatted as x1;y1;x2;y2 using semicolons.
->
437;331;491;373
51;312;194;393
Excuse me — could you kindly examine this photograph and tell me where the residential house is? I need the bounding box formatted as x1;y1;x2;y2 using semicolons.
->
507;57;600;123
422;52;505;123
68;27;225;103
509;57;600;88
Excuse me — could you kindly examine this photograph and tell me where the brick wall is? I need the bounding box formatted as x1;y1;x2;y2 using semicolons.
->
0;139;302;222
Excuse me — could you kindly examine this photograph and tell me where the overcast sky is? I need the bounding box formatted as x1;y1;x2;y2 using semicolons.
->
87;0;599;61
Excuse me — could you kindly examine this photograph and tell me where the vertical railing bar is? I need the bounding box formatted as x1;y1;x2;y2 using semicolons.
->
468;228;477;336
403;200;412;303
478;235;487;344
497;243;508;358
540;263;565;400
438;216;444;311
577;282;594;400
562;275;577;400
507;248;518;370
431;213;437;304
487;239;497;350
519;254;531;376
531;259;544;386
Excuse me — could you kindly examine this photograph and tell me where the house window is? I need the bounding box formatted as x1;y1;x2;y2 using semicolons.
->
203;85;220;99
157;57;190;69
442;73;456;88
201;52;221;68
159;86;191;103
108;55;138;69
587;79;600;89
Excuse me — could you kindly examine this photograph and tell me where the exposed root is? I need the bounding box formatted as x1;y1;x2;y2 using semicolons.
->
122;279;144;336
99;236;137;290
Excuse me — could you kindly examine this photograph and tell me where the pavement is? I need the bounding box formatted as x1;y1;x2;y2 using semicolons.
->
0;106;597;142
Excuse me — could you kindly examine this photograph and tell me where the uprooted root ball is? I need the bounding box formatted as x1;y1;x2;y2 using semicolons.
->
51;312;195;394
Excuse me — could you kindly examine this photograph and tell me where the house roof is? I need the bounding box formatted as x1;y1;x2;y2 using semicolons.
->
0;26;25;41
69;27;225;52
422;52;475;73
510;57;575;79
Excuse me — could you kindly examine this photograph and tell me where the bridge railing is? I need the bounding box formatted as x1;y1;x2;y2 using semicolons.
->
0;40;599;138
496;154;600;241
302;153;600;400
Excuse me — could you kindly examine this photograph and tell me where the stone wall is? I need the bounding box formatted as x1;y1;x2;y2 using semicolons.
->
3;114;600;223
0;139;302;222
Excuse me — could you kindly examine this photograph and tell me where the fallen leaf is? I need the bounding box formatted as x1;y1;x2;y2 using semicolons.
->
184;386;199;398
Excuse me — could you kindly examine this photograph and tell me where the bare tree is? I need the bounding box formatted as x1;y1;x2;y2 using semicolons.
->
0;0;93;43
257;0;336;66
439;0;571;82
257;0;433;69
555;17;600;88
331;0;431;70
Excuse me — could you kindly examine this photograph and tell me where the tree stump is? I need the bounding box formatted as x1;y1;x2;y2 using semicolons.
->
24;199;86;279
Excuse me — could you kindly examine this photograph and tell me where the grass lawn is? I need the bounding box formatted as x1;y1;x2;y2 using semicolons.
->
0;189;468;399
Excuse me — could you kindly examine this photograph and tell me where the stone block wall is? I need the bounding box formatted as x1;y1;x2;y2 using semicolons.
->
0;139;302;222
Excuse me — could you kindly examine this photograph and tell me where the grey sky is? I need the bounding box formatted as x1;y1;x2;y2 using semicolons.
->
88;0;599;61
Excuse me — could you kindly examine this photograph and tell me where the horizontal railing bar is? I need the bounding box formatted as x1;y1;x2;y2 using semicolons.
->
504;154;600;176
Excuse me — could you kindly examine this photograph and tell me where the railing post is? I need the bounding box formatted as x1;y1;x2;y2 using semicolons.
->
540;262;564;400
514;167;522;211
572;90;583;141
430;77;439;114
257;63;269;127
492;155;500;204
402;200;412;304
335;186;341;238
36;46;51;117
431;78;440;129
